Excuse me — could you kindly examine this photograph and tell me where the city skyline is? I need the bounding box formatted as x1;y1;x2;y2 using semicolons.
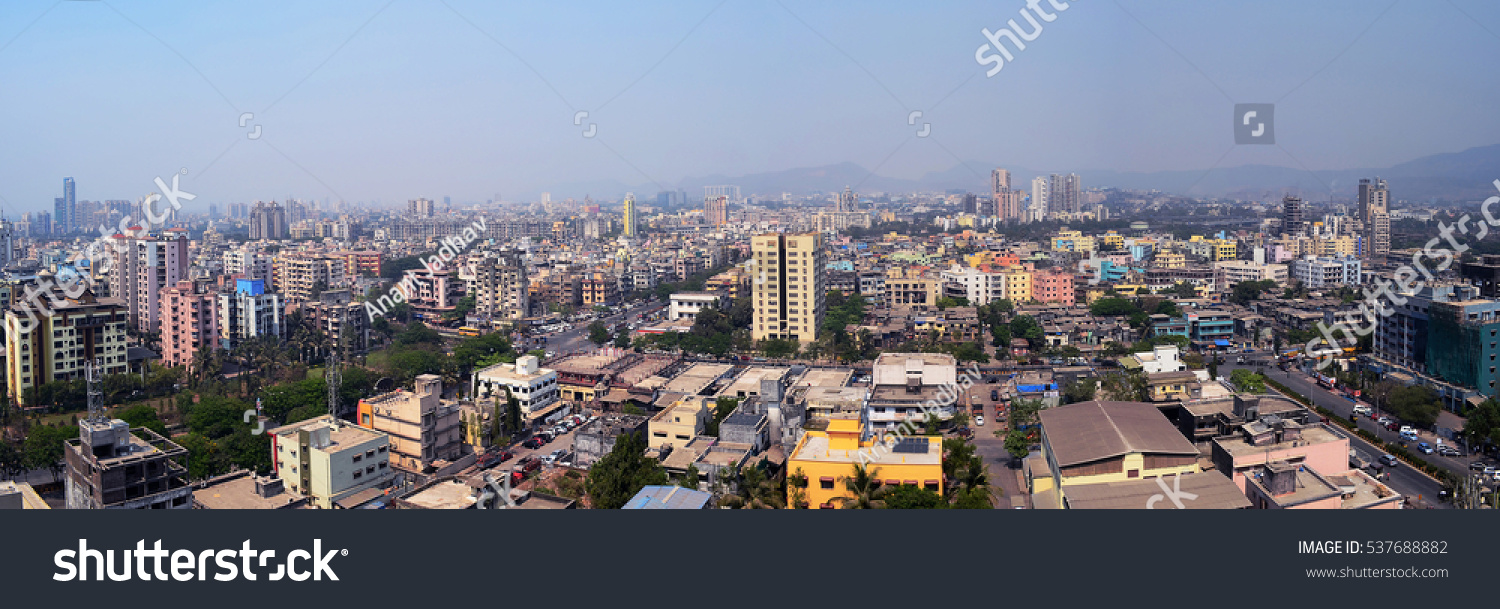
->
2;1;1499;211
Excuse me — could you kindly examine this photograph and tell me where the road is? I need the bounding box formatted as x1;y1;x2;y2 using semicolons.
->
543;302;663;355
1223;359;1451;508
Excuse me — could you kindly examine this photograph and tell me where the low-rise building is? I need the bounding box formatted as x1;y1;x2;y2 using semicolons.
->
356;375;463;474
1029;401;1201;509
270;414;394;509
472;355;562;426
787;416;942;509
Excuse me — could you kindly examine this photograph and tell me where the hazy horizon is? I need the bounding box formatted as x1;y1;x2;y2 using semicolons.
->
3;0;1498;211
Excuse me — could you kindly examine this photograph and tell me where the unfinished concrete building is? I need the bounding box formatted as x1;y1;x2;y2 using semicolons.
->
64;418;191;509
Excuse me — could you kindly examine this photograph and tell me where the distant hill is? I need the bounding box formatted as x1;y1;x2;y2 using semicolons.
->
553;143;1500;203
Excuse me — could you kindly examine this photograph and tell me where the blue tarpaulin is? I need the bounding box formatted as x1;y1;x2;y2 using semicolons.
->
1214;339;1230;347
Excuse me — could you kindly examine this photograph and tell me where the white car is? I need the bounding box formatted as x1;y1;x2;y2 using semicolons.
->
1399;425;1415;435
975;415;985;426
1352;405;1373;416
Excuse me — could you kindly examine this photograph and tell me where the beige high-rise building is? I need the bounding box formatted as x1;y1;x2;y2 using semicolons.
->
1359;178;1390;259
751;232;826;344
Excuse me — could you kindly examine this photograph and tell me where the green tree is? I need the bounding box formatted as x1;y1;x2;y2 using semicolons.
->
1171;281;1197;299
22;424;77;481
585;431;668;509
1063;378;1097;404
1463;399;1500;450
1004;429;1031;461
1229;368;1267;394
703;397;741;437
116;404;167;436
882;485;947;508
1386;385;1442;428
680;465;700;489
834;464;889;509
587;321;611;346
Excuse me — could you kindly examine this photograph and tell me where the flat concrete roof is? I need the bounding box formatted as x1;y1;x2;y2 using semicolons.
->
1215;425;1343;458
401;479;477;510
791;434;940;467
192;476;306;510
663;363;732;395
793;368;853;388
718;367;790;398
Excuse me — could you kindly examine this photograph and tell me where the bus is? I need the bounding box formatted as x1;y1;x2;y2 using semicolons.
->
458;326;482;337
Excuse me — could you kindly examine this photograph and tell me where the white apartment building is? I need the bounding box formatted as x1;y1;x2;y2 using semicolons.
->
222;247;274;285
472;356;562;425
940;265;1006;306
669;292;724;321
217;279;284;350
1289;255;1362;288
1214;260;1289;286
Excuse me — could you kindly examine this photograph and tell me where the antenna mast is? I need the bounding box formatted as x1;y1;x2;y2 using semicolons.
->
327;338;342;420
86;358;105;423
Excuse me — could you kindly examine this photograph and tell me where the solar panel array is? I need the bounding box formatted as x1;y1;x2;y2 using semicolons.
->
893;438;928;454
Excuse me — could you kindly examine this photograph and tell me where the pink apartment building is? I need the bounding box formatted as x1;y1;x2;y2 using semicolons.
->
1033;270;1075;306
160;280;219;371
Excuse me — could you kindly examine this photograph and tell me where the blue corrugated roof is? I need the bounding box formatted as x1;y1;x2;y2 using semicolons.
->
621;485;712;509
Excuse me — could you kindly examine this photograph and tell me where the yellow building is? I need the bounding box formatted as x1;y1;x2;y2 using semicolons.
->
1212;239;1237;261
1098;231;1125;251
1003;268;1032;302
1029;401;1201;509
787;417;943;509
623;195;638;238
1154;252;1186;268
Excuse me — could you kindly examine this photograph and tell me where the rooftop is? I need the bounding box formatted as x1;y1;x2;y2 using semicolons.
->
400;479;477;510
192;473;307;510
622;485;713;509
718;367;791;398
790;434;941;466
1061;470;1251;510
663;363;733;395
1215;425;1343;458
793;368;854;388
873;352;956;367
1038;401;1199;467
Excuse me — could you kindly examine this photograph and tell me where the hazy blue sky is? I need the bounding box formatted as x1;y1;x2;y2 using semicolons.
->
1;0;1498;211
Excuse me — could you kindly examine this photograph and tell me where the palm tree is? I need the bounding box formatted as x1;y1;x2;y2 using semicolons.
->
834;464;889;509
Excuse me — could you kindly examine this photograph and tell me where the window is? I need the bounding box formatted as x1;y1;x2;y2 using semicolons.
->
820;477;834;489
353;455;362;463
353;470;362;479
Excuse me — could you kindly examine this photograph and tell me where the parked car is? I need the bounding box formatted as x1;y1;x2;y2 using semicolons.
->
1470;461;1489;472
1439;446;1462;457
990;390;1000;401
1399;425;1415;435
1380;454;1399;467
1352;405;1373;416
1400;430;1419;442
1418;442;1434;454
522;437;545;449
975;415;985;426
1384;421;1400;432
